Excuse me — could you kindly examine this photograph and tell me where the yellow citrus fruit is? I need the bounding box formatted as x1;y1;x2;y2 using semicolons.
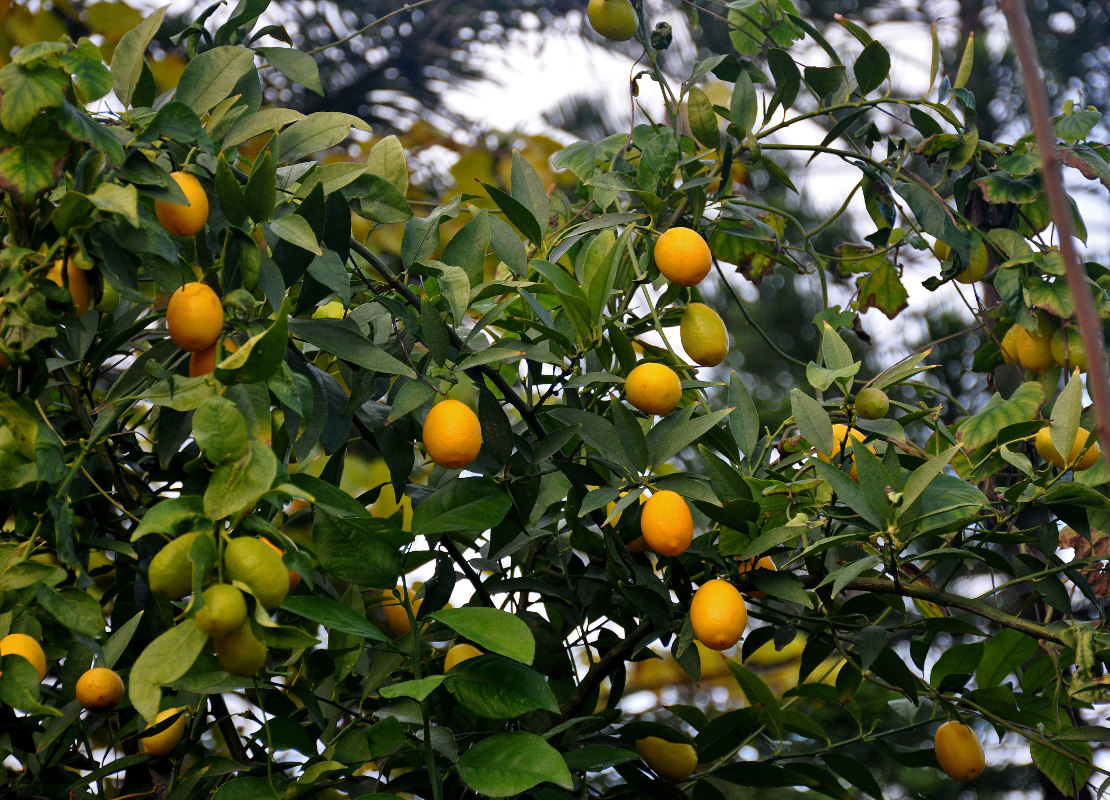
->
679;303;728;367
148;532;206;599
816;424;869;480
1035;425;1100;471
635;736;698;782
155;171;209;236
195;584;248;639
166;282;223;352
735;555;775;599
639;490;694;556
444;643;482;671
934;720;985;781
1051;328;1088;372
854;387;889;420
75;666;125;710
1012;312;1056;372
262;537;301;590
999;325;1022;366
224;537;290;610
586;0;637;41
625;362;682;416
955;241;989;284
48;258;92;314
142;707;187;757
0;632;47;680
214;623;268;676
690;579;747;651
383;586;421;636
654;227;712;287
605;490;647;526
422;399;483;469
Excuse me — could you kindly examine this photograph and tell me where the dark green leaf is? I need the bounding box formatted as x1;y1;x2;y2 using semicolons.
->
457;732;573;797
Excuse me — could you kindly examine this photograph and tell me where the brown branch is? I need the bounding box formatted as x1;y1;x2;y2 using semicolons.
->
1000;0;1110;466
559;619;653;720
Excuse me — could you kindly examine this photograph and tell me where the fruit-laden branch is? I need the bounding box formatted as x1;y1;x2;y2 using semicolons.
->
846;576;1066;645
1000;0;1110;467
559;619;652;720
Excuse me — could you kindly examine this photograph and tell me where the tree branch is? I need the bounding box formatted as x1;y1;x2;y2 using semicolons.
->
559;619;653;720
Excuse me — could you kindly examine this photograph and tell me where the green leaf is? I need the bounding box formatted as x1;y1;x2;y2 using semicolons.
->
215;153;247;226
791;388;832;456
314;509;410;590
281;595;388;641
0;61;67;133
35;585;105;637
729;371;759;458
245;149;276;224
637;131;680;193
270;214;321;256
1031;740;1093;797
977;627;1039;688
130;496;206;541
174;46;255;115
510;150;549;238
687;86;720;149
275;112;372;165
0;655;60;716
457;731;573;797
203;440;278;520
856;262;908;319
1051;371;1083;466
111;7;168;108
429;607;536;665
380;675;446;702
646;406;732;466
766;47;801;121
898;443;962;518
60;39;112;101
88;182;140;226
895;183;964;257
446;655;559;718
366;134;408;194
256;47;323;96
192;397;250;465
729;70;757;135
129;619;209;723
351;172;412;224
1054;109;1100;142
853;40;890;96
725;660;782;735
481;181;542;245
222;107;304;149
411;478;513;539
959;382;1045;452
289;319;414;377
0;119;69;204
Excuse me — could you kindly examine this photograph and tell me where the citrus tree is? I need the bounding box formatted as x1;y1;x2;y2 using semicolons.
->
3;0;1110;798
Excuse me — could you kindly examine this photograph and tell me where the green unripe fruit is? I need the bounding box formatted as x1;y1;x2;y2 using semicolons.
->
148;532;205;599
224;537;289;610
1051;328;1088;373
195;584;248;638
587;0;637;41
214;624;267;676
855;387;889;420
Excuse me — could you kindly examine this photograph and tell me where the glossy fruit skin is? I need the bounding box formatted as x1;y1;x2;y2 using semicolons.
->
999;325;1022;365
422;399;483;469
383;586;420;636
195;584;248;638
1035;425;1100;471
0;632;47;680
625;362;682;416
48;258;92;314
166;282;224;352
1051;328;1088;372
690;579;747;651
444;643;482;671
654;227;712;287
934;720;985;781
155;171;209;236
142;707;187;757
214;624;268;676
680;303;728;366
1009;311;1056;372
954;241;989;284
148;532;205;599
639;490;694;556
636;736;698;781
586;0;637;41
224;537;290;610
854;387;889;420
735;555;775;599
75;667;125;710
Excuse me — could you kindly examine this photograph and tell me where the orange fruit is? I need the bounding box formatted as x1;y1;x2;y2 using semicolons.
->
75;666;125;710
1051;328;1088;372
47;258;92;314
0;632;47;680
625;362;682;416
735;555;775;599
639;490;693;556
444;643;482;671
587;0;637;41
636;736;698;781
188;338;237;377
155;171;209;236
654;227;712;287
262;538;301;590
999;325;1022;366
690;579;747;650
1011;311;1056;372
679;303;728;367
1035;425;1100;471
383;586;421;636
166;282;224;352
422;399;483;469
0;352;9;369
142;707;187;757
934;720;985;781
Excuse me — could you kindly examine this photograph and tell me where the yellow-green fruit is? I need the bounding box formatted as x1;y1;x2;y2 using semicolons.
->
854;387;889;420
1051;328;1089;372
95;282;120;314
1012;311;1057;372
47;258;92;314
224;537;289;610
587;0;637;41
1035;425;1100;471
195;584;248;638
934;720;985;781
635;736;698;781
955;242;989;284
214;624;268;676
148;532;204;599
999;325;1022;366
142;707;187;757
679;303;728;367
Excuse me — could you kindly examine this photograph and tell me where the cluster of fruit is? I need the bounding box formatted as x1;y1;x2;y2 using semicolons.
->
999;310;1089;374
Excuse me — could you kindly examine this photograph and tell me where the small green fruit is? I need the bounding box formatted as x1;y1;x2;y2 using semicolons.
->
855;387;889;420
